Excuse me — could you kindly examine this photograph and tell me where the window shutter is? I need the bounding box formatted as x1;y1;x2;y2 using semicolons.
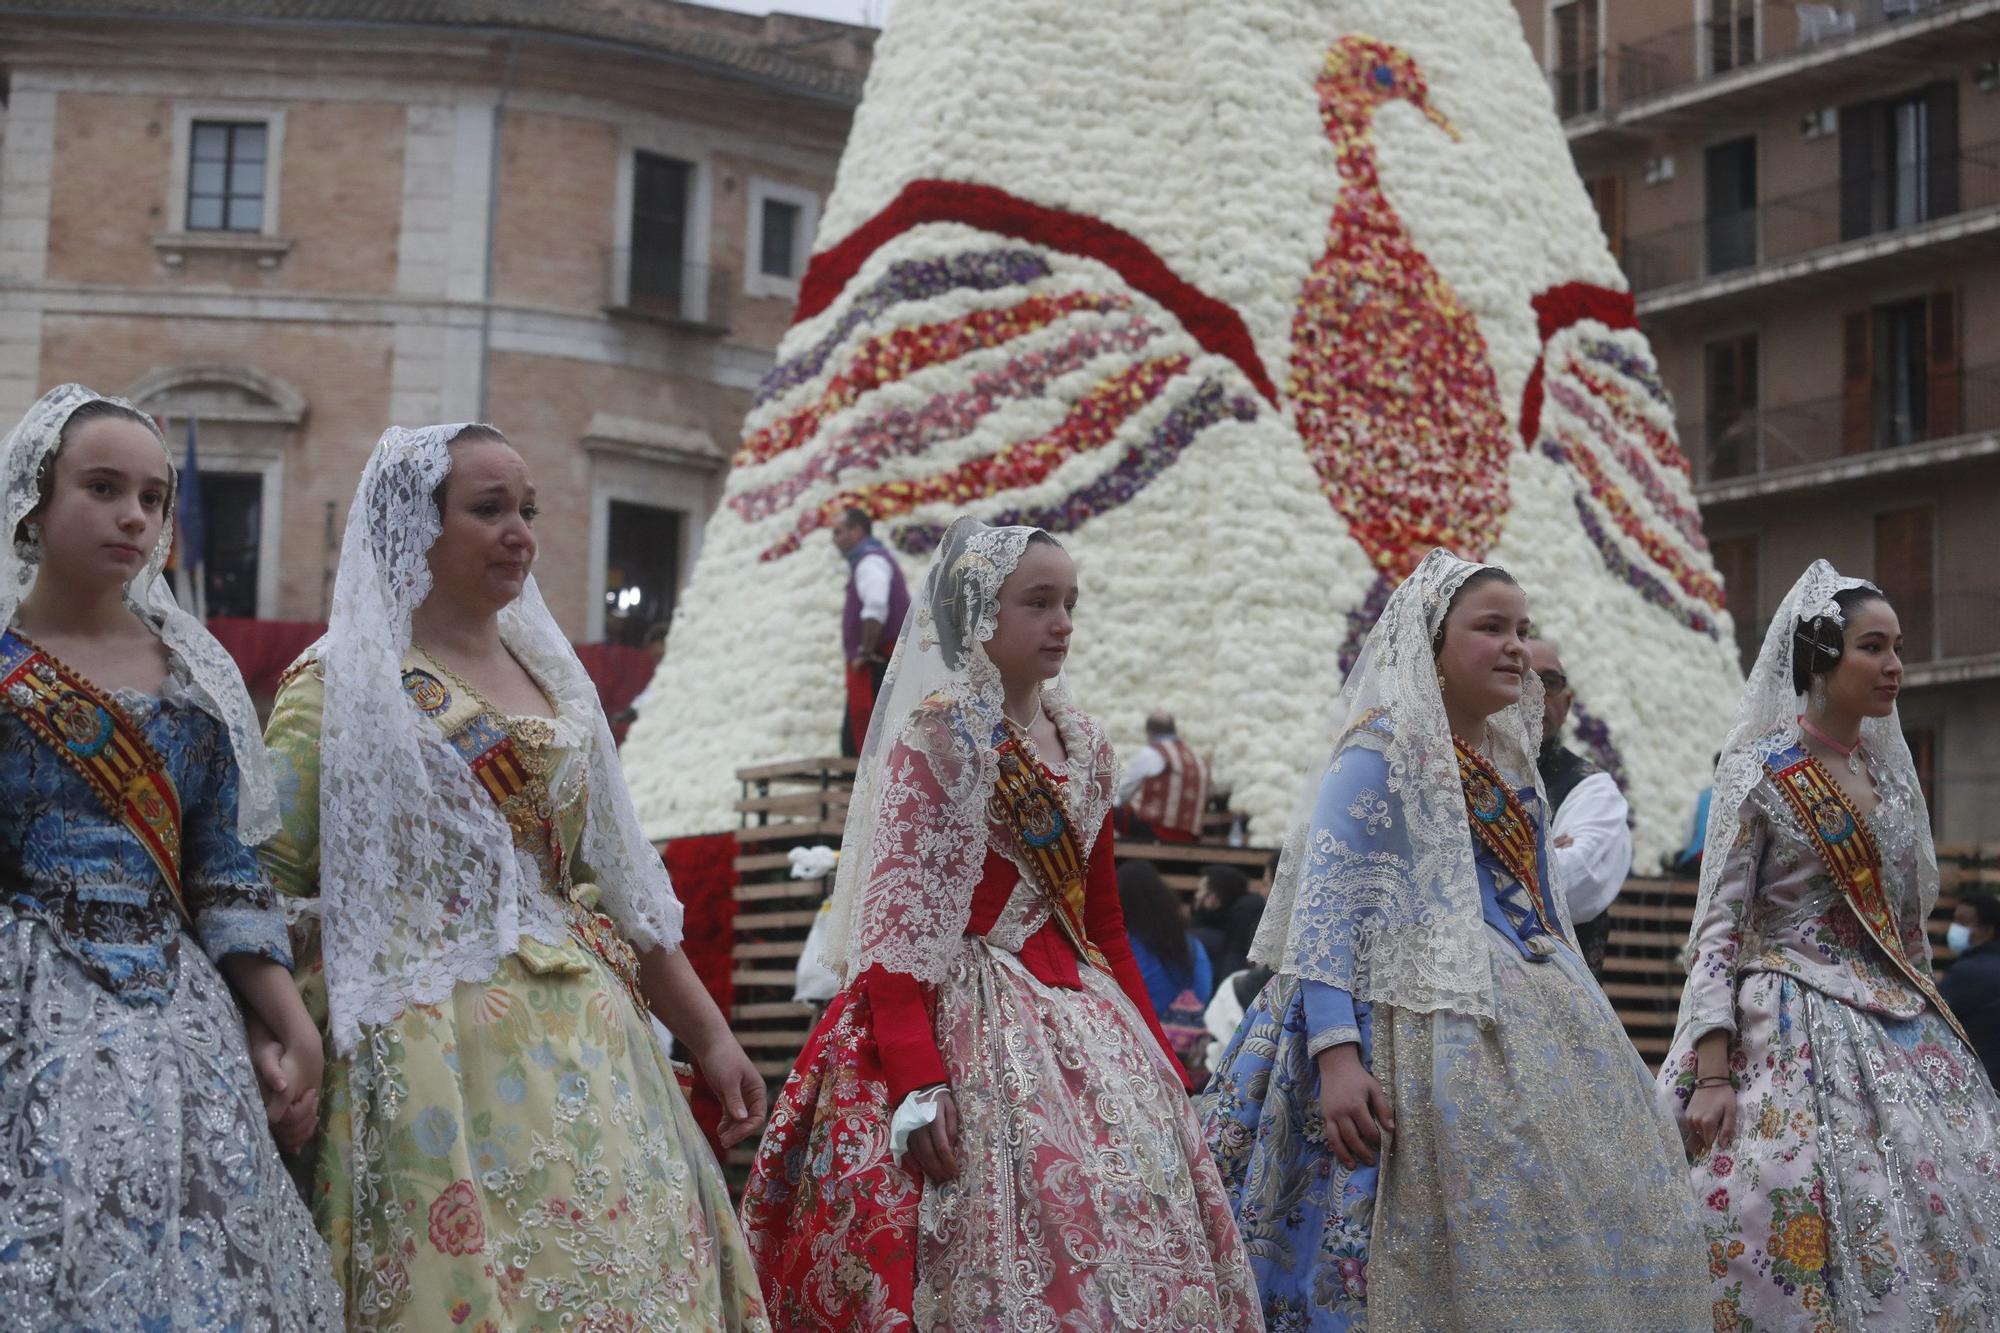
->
1926;79;1960;220
1590;174;1624;259
1839;100;1880;241
1927;289;1962;438
1873;506;1935;663
1842;309;1874;454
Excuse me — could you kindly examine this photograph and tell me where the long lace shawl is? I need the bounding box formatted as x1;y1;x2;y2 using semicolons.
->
1671;557;1937;1044
823;516;1101;987
1248;548;1560;1022
313;424;682;1054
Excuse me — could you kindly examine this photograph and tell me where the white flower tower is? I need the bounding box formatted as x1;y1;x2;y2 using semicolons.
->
622;0;1742;866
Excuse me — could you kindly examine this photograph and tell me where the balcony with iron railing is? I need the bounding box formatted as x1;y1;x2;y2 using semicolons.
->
1682;362;2000;488
1619;143;2000;295
1548;0;2000;128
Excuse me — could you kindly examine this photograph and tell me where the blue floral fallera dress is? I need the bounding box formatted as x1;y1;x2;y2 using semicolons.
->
0;661;337;1330
1201;745;1707;1332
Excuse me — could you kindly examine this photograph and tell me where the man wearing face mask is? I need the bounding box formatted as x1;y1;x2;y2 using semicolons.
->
1940;894;2000;1083
1526;638;1631;979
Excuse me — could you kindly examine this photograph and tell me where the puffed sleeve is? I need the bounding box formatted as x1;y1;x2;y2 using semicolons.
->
258;666;327;1023
182;711;292;970
1681;792;1767;1041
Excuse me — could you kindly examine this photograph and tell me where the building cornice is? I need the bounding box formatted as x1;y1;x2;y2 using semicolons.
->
0;2;871;106
0;282;778;391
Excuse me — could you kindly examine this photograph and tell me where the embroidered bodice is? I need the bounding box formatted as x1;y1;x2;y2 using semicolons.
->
0;661;287;1002
1681;760;1935;1041
261;651;627;992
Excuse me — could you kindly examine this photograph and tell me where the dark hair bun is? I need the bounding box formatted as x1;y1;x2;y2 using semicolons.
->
1789;586;1887;694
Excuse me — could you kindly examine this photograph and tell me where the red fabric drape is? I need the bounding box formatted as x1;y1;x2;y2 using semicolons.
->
204;617;325;698
662;832;742;1159
202;618;660;725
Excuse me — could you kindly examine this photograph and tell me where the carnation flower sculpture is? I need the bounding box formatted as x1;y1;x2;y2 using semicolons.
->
624;0;1741;865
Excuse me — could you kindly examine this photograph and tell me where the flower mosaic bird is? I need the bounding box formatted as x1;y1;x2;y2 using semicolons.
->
1287;36;1514;584
727;181;1276;563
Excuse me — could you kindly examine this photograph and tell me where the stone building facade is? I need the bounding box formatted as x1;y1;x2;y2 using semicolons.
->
0;0;872;644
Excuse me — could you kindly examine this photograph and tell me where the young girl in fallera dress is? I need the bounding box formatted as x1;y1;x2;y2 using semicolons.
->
1201;548;1707;1331
0;384;336;1329
1660;559;2000;1330
741;516;1259;1330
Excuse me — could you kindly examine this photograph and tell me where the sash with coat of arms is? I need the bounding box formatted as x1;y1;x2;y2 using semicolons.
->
1767;744;1971;1049
400;654;649;1013
988;727;1110;975
0;628;187;920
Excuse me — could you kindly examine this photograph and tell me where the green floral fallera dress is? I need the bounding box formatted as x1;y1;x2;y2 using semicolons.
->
263;654;769;1333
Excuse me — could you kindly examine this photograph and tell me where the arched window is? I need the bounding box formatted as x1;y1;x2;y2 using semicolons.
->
127;365;307;620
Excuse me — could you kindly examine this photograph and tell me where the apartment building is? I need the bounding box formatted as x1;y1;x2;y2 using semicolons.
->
1516;0;2000;843
0;1;872;648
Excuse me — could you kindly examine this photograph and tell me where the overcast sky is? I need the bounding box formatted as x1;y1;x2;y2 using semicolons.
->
694;0;890;27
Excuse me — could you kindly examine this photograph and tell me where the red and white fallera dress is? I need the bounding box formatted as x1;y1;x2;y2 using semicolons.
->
740;694;1258;1331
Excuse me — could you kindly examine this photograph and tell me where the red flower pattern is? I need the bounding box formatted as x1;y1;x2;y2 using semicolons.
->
428;1180;487;1257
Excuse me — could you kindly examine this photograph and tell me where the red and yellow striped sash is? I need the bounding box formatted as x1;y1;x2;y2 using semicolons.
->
404;663;644;1011
1456;739;1565;944
1769;748;1970;1049
1;629;186;920
989;733;1109;975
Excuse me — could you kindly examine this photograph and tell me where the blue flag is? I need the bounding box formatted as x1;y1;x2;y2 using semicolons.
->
176;416;204;575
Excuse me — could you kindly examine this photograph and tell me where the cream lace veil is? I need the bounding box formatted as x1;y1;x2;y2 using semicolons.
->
822;516;1114;986
0;382;278;841
1671;557;1935;1042
311;424;682;1053
1247;548;1557;1021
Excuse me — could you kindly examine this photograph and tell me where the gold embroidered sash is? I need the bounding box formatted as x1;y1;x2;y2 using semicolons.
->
1768;747;1970;1048
1456;738;1565;947
403;660;647;1012
989;731;1110;975
1;629;187;920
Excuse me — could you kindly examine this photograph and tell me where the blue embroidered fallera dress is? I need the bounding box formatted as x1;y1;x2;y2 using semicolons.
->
0;655;337;1330
1200;745;1706;1332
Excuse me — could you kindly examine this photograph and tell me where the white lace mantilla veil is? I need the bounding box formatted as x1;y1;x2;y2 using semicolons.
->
1671;557;1937;1043
822;515;1115;987
0;382;278;842
1247;548;1558;1023
310;424;682;1054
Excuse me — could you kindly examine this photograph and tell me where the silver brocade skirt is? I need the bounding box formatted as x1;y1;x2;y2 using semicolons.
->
0;904;339;1331
916;941;1262;1330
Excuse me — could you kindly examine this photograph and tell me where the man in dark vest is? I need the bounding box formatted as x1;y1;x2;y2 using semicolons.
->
1527;638;1631;979
832;506;910;757
1116;712;1213;843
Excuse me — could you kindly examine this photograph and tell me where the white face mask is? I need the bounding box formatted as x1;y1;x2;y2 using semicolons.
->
1947;922;1974;953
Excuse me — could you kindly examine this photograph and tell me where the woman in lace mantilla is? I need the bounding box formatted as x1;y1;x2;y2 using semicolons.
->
1201;549;1707;1331
263;423;768;1331
739;516;1259;1331
1659;561;2000;1331
0;384;337;1330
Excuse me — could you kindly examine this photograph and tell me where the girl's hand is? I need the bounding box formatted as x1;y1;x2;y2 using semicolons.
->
1683;1083;1736;1159
695;1034;768;1149
907;1089;962;1183
1315;1043;1394;1169
244;1007;321;1154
